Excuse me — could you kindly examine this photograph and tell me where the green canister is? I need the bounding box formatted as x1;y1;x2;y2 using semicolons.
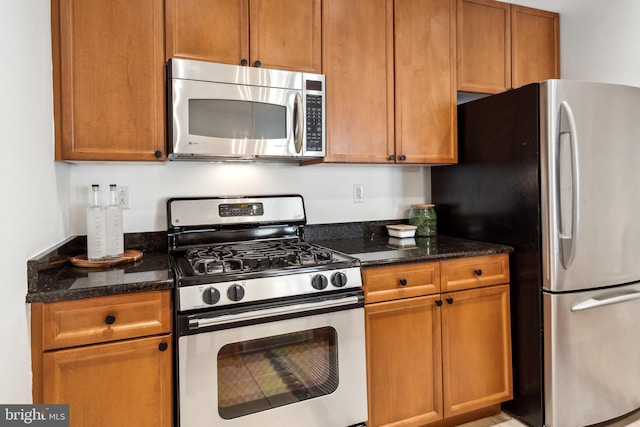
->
409;204;437;237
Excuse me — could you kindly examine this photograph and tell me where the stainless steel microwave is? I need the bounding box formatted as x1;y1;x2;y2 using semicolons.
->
167;59;326;161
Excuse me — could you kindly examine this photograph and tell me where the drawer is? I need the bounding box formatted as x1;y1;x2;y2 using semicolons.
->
42;290;171;350
363;262;440;304
441;254;510;292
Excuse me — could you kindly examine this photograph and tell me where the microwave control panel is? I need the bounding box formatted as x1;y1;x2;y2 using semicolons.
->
305;94;323;152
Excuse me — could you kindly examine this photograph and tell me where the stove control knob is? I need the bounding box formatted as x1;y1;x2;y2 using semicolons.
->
202;287;220;305
331;272;348;288
311;274;329;290
228;284;245;302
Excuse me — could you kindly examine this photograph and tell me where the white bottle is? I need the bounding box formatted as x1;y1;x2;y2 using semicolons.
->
86;184;107;261
105;184;124;258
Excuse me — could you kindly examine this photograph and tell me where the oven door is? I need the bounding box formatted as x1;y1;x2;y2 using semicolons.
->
170;78;306;160
177;291;367;427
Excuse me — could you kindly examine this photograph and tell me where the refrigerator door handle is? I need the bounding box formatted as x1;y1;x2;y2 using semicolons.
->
571;289;640;312
557;101;579;268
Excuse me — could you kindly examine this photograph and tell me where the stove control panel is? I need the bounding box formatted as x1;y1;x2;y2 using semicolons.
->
179;267;363;312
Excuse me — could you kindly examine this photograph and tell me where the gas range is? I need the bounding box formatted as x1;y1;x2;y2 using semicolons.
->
167;195;363;313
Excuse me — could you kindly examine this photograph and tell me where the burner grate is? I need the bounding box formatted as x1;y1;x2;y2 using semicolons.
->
185;241;337;276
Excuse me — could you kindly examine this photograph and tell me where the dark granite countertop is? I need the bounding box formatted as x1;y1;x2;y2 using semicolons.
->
305;220;512;266
26;232;173;303
26;222;512;304
311;235;512;266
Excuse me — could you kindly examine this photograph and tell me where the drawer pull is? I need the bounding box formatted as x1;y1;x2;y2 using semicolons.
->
474;269;483;276
399;278;407;286
446;297;454;305
158;342;168;352
435;300;443;307
104;314;116;325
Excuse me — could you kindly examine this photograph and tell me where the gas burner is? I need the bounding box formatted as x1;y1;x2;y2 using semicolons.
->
182;240;341;277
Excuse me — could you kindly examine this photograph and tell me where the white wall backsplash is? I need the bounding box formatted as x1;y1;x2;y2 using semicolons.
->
69;162;430;233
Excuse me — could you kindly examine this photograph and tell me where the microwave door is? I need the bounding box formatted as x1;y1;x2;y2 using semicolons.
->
171;79;298;159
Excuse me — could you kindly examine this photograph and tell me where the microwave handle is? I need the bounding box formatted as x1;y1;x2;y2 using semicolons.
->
293;93;303;153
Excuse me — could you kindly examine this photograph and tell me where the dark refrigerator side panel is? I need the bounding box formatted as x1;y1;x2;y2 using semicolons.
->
431;84;544;427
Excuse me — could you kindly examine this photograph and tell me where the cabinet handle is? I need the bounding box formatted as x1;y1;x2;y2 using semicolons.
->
446;297;454;305
240;58;248;66
104;314;116;325
399;154;406;161
254;60;262;67
435;300;443;307
399;278;407;286
389;154;396;161
158;342;168;352
474;269;483;276
154;150;163;159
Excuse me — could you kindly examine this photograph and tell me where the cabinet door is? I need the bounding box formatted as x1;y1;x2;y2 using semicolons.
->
166;0;250;65
366;295;443;427
441;285;513;417
322;0;395;163
43;335;173;427
511;5;559;89
250;0;321;72
53;0;165;161
395;0;457;164
457;0;511;94
43;335;172;427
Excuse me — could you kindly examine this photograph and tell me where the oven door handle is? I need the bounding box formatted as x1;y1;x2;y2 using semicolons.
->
188;295;361;330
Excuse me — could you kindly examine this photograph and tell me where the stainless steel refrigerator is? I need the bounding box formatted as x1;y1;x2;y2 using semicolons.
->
431;80;640;427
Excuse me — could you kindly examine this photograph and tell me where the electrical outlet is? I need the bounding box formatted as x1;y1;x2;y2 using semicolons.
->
117;186;130;209
353;184;364;203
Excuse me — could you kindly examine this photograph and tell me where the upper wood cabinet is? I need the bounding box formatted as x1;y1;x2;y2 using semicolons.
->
457;0;559;94
321;0;456;164
321;0;395;163
456;0;511;94
52;0;166;161
395;0;457;164
511;5;560;89
166;0;322;73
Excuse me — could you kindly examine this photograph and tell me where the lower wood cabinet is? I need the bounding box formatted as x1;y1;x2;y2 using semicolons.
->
31;290;172;427
366;294;444;426
441;284;512;418
364;254;512;427
43;335;172;427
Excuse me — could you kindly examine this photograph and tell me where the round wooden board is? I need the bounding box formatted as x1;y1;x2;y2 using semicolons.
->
70;249;143;268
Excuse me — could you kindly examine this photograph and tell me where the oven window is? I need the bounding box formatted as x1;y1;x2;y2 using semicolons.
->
189;99;287;140
217;327;338;419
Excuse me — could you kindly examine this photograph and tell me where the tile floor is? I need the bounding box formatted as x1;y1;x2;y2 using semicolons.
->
459;410;640;427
